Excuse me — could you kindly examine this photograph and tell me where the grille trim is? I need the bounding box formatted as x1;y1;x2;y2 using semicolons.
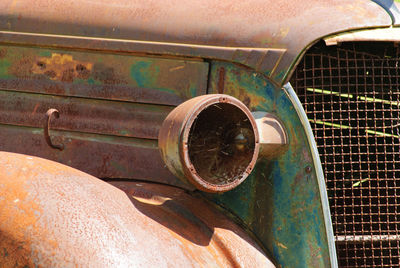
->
283;83;339;267
291;42;400;267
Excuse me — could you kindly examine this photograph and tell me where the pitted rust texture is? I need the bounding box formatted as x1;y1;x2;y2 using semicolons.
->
0;45;208;106
0;45;208;184
0;0;391;85
0;152;275;267
0;124;183;187
0;90;172;140
32;53;93;81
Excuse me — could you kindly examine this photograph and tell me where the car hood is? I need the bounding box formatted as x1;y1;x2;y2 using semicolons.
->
0;0;393;85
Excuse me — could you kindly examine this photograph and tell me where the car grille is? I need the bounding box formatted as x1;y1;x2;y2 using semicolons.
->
291;42;400;267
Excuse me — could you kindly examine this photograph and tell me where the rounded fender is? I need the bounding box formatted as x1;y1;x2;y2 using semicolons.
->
0;151;274;267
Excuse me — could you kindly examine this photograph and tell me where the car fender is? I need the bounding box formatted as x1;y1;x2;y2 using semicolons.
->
0;151;275;267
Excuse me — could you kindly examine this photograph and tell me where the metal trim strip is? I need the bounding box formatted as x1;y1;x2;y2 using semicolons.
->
0;30;286;78
283;82;338;268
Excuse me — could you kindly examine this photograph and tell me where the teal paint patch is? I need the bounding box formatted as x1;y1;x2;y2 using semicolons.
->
86;78;102;85
130;61;156;88
209;172;256;224
189;86;197;98
130;61;177;94
204;61;333;267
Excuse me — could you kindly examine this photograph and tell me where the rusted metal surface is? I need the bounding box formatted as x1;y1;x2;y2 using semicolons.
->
0;0;392;85
206;61;335;267
0;44;208;106
0;151;275;267
325;27;400;46
0;44;209;186
44;108;64;151
158;94;259;192
0;90;173;140
291;41;400;267
0;31;286;79
0;124;188;188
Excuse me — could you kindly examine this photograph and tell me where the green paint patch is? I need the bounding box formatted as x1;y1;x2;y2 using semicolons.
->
87;78;102;85
73;78;88;85
39;50;52;57
352;178;370;187
0;60;12;78
118;130;131;136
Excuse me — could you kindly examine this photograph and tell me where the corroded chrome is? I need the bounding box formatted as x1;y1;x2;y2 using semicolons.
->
158;94;259;193
252;112;288;159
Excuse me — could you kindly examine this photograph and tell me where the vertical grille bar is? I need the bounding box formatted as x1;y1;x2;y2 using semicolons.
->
291;42;400;267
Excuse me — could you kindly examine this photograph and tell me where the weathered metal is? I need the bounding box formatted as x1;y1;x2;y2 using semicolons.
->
44;108;64;151
0;89;173;140
0;0;392;85
0;123;186;187
0;0;392;266
158;94;259;192
0;151;275;267
325;27;400;45
0;44;208;106
206;61;336;267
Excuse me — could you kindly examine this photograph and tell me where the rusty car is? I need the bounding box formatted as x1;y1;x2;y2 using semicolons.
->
1;0;400;267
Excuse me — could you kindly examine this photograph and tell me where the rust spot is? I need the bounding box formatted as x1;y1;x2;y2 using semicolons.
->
61;68;75;82
31;53;93;82
76;64;90;79
0;48;7;58
36;61;46;70
44;70;56;79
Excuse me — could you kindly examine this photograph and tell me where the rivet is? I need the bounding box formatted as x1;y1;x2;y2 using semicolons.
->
305;166;312;174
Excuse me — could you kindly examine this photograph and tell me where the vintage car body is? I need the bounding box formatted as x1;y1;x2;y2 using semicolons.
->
0;0;399;267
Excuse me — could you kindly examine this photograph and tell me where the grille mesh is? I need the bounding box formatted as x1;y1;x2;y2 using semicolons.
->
291;42;400;267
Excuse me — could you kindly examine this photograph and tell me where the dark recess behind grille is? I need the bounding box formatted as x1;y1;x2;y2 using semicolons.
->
291;41;400;267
